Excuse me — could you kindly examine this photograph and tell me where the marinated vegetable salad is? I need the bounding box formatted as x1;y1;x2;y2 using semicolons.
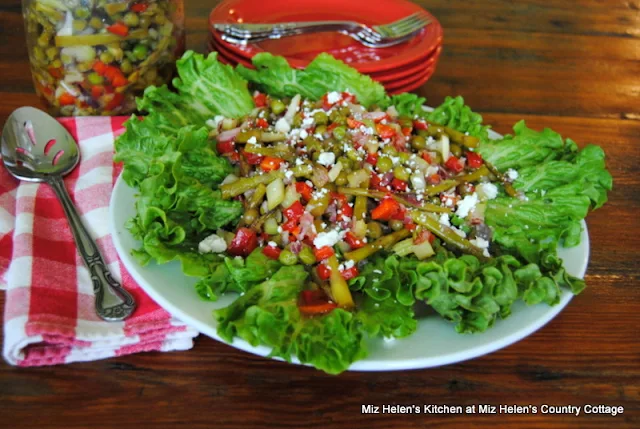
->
115;51;612;374
24;0;184;116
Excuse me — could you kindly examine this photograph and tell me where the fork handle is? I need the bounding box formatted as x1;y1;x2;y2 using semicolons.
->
48;176;136;321
215;20;360;38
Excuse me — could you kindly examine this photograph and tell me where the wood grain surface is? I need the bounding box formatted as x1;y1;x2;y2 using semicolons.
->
1;1;639;428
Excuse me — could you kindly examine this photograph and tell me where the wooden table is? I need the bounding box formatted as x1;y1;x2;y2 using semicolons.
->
1;1;638;427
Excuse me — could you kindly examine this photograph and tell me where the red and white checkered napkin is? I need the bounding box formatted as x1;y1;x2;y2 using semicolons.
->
0;116;199;366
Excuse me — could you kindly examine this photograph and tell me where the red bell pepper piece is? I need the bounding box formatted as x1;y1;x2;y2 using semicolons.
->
340;266;359;281
228;227;258;257
376;123;396;139
256;118;269;129
371;197;401;221
111;73;128;88
415;229;436;245
48;66;63;79
316;263;331;280
391;178;408;192
344;232;365;249
413;120;429;131
260;156;284;172
105;92;124;111
466;151;483;168
347;118;364;129
217;140;235;155
327;122;339;133
283;201;304;223
427;173;441;185
401;127;412;136
106;22;129;37
242;150;263;165
331;192;352;220
91;85;104;99
58;93;76;106
341;92;357;103
262;245;282;260
299;289;337;315
365;152;378;165
421;152;432;163
253;92;267;107
314;246;334;261
131;2;149;13
93;60;108;75
295;181;313;201
445;156;465;174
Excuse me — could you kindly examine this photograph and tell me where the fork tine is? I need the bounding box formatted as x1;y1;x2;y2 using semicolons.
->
386;14;430;37
374;12;429;38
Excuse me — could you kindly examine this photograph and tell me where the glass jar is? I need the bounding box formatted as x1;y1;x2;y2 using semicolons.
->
22;0;185;116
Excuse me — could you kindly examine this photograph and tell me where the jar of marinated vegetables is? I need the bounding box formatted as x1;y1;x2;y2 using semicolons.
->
22;0;185;116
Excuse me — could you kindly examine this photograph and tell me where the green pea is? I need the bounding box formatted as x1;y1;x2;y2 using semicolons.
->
298;246;317;265
87;72;104;85
311;151;322;162
337;157;352;171
72;19;87;33
155;12;168;25
451;215;464;227
339;107;351;116
89;17;103;30
381;145;398;156
398;152;410;163
45;46;58;60
99;51;114;64
450;143;463;158
335;171;348;186
333;125;347;140
139;16;152;29
270;98;285;115
329;110;346;124
377;156;393;173
120;59;133;75
60;53;73;65
33;47;45;63
346;149;360;162
315;124;327;135
278;249;298;266
123;12;140;27
389;219;405;231
460;224;472;234
313;111;328;125
292;112;303;128
50;59;62;69
393;165;410;181
411;135;427;150
367;222;383;239
74;7;91;20
132;44;149;60
398;116;413;129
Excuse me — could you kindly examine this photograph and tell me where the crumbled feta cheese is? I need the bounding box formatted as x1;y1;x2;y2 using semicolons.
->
314;133;324;141
295;158;305;166
476;182;498;201
247;136;257;145
275;117;291;133
284;170;294;179
277;226;283;233
425;166;439;177
302;117;314;128
299;129;309;140
410;173;426;190
439;213;451;227
268;241;277;247
313;230;341;248
470;237;491;257
344;260;355;270
317;152;336;167
326;91;342;104
373;269;382;274
452;228;467;238
506;168;519;181
198;234;227;254
456;193;479;218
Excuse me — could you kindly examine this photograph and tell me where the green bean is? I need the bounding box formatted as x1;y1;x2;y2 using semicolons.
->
455;165;491;184
425;120;480;149
220;171;284;199
248;184;267;210
124;12;140;27
242;208;259;225
450;143;463;158
244;143;293;159
344;229;411;262
235;129;262;143
411;212;489;260
336;187;452;214
483;162;519;197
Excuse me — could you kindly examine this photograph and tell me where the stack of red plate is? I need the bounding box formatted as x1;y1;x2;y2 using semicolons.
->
207;0;443;94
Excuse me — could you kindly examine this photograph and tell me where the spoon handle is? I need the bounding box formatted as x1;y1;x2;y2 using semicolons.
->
48;176;136;321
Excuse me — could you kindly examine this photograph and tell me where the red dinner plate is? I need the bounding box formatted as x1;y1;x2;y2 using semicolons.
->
209;0;443;73
209;36;441;84
386;65;435;94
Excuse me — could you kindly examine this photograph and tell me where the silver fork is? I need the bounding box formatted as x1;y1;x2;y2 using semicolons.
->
213;12;431;48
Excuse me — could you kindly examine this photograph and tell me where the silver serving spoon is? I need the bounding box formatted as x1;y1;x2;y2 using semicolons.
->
1;107;135;321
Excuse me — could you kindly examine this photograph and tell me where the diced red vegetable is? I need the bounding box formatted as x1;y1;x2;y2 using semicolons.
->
256;118;269;129
58;93;76;106
48;66;63;79
347;118;364;129
421;152;432;163
344;232;365;249
371;197;401;221
401;127;412;136
341;92;357;104
228;227;258;257
466;151;483;168
111;73;128;88
445;156;465;174
413;120;429;130
314;246;334;261
131;2;149;13
373;113;390;123
415;229;436;245
93;60;108;75
405;222;417;231
391;178;408;192
106;22;129;37
262;245;282;260
316;263;331;280
340;266;359;281
331;192;353;220
91;85;104;99
253;92;267;107
284;201;305;223
217;140;236;155
321;93;340;110
299;289;337;315
105;92;124;111
365;152;378;165
427;173;441;185
242;150;263;165
391;205;407;221
376;123;396;139
260;156;284;172
281;219;300;235
296;181;313;201
327;122;339;132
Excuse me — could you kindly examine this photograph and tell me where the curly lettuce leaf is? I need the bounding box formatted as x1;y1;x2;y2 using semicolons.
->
237;52;387;108
215;266;366;374
425;96;491;142
137;51;255;127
